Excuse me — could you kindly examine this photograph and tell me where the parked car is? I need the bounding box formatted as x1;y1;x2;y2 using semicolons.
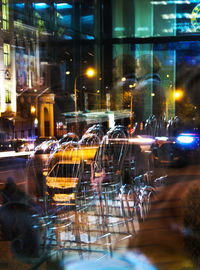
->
11;139;35;152
0;141;14;152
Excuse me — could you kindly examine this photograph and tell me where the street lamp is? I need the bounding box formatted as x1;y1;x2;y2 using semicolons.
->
74;67;96;133
174;89;184;101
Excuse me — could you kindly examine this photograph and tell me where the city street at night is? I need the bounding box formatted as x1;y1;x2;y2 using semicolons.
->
2;0;200;269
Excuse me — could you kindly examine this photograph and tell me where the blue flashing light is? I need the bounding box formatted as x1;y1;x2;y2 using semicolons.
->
55;3;72;9
33;3;49;9
176;133;195;144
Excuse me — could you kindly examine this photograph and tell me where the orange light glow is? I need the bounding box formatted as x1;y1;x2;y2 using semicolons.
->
174;90;184;100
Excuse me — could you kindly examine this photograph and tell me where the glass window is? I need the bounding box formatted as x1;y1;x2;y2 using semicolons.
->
3;43;10;67
3;1;200;269
2;0;9;30
49;163;79;177
5;90;11;103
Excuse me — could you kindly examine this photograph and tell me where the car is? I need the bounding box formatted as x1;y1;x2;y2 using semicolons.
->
34;136;57;147
46;160;80;205
152;132;200;167
44;145;98;205
0;141;14;152
11;139;35;152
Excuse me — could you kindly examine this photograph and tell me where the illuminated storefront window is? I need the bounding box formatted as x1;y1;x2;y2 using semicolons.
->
2;0;9;30
3;43;10;67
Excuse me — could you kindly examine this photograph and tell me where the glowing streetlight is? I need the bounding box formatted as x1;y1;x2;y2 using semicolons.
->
85;67;95;78
30;105;36;114
74;67;96;133
174;90;184;100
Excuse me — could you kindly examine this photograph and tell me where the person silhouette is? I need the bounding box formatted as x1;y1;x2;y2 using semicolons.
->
134;54;166;127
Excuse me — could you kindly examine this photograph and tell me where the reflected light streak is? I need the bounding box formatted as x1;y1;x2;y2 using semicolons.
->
0;151;34;158
128;137;156;144
155;136;169;141
151;0;191;4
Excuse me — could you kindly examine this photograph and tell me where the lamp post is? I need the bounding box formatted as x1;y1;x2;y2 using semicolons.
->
129;82;136;127
73;67;95;134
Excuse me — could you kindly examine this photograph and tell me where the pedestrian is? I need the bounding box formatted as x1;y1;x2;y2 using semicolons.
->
134;54;166;129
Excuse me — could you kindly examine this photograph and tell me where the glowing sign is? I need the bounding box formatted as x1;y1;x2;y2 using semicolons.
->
191;4;200;31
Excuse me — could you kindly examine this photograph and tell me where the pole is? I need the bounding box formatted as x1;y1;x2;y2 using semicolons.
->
74;77;79;134
130;89;133;127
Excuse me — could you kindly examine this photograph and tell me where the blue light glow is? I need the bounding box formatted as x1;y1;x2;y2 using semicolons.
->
81;15;94;24
55;3;72;9
176;134;195;144
15;3;25;8
63;35;72;40
33;3;49;9
82;34;95;40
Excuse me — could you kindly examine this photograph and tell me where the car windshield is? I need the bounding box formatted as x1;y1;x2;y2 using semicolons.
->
49;163;79;178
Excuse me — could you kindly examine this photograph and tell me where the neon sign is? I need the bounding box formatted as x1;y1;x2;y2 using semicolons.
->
191;4;200;31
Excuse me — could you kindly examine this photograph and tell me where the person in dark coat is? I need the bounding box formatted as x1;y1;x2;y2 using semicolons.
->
133;54;166;125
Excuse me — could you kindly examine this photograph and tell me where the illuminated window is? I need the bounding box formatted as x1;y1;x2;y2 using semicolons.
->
5;90;11;104
3;43;10;67
2;0;9;30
